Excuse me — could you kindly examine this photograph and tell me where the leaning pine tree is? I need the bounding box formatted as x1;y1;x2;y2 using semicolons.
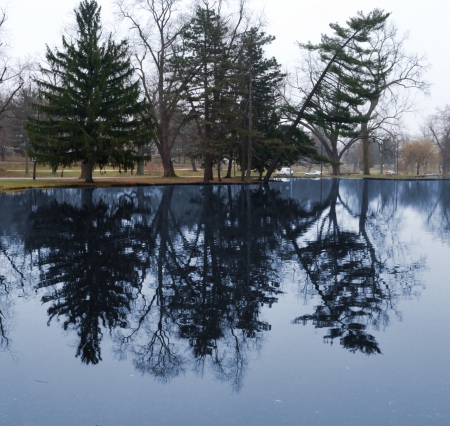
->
26;0;153;182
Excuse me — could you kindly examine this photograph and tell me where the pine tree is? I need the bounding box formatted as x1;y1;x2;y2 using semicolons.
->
298;9;390;175
26;0;153;182
172;5;239;182
263;9;390;182
237;28;285;181
300;59;372;175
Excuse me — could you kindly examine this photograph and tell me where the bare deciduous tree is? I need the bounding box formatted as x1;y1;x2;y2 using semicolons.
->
353;22;429;174
116;0;190;177
0;10;24;120
0;9;25;158
426;106;450;174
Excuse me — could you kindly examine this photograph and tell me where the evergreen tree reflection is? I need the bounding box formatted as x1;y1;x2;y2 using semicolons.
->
290;180;424;354
26;190;149;364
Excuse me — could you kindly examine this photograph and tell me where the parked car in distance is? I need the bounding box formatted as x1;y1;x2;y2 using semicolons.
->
276;167;294;176
386;171;397;175
304;170;322;177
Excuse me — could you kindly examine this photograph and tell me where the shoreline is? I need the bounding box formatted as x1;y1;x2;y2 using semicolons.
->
1;175;449;193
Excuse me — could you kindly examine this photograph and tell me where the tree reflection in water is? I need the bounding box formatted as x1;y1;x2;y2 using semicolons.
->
0;273;12;351
113;186;283;391
291;180;424;354
21;186;284;389
0;179;435;388
26;189;148;364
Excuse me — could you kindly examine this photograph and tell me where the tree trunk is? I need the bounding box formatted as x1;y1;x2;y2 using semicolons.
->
203;153;214;182
136;160;145;175
135;146;145;175
330;140;341;175
191;159;198;172
331;163;340;175
379;151;384;174
246;64;253;184
161;152;176;177
246;136;252;183
240;143;246;182
263;148;284;183
154;136;176;177
80;161;94;183
224;156;232;178
25;151;29;176
361;123;371;175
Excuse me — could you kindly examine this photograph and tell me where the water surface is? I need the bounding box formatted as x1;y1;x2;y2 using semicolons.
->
0;179;449;425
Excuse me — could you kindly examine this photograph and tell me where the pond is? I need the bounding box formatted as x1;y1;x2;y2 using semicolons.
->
0;179;449;426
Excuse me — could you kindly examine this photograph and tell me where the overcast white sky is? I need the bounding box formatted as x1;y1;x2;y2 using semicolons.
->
4;0;449;133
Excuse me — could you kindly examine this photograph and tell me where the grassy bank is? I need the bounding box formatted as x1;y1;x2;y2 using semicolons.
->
2;174;446;193
0;176;259;193
1;158;445;193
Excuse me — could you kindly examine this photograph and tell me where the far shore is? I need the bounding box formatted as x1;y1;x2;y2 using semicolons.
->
3;157;447;193
1;173;447;193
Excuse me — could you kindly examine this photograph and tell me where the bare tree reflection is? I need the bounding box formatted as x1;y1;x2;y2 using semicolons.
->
0;273;12;351
113;186;282;391
420;181;450;244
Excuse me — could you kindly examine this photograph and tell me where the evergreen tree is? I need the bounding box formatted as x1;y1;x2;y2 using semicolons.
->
298;10;390;175
299;58;372;175
26;0;153;182
293;9;392;175
172;4;240;182
263;9;390;182
237;28;285;182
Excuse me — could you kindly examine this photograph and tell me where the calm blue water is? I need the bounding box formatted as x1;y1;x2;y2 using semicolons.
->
0;179;449;426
